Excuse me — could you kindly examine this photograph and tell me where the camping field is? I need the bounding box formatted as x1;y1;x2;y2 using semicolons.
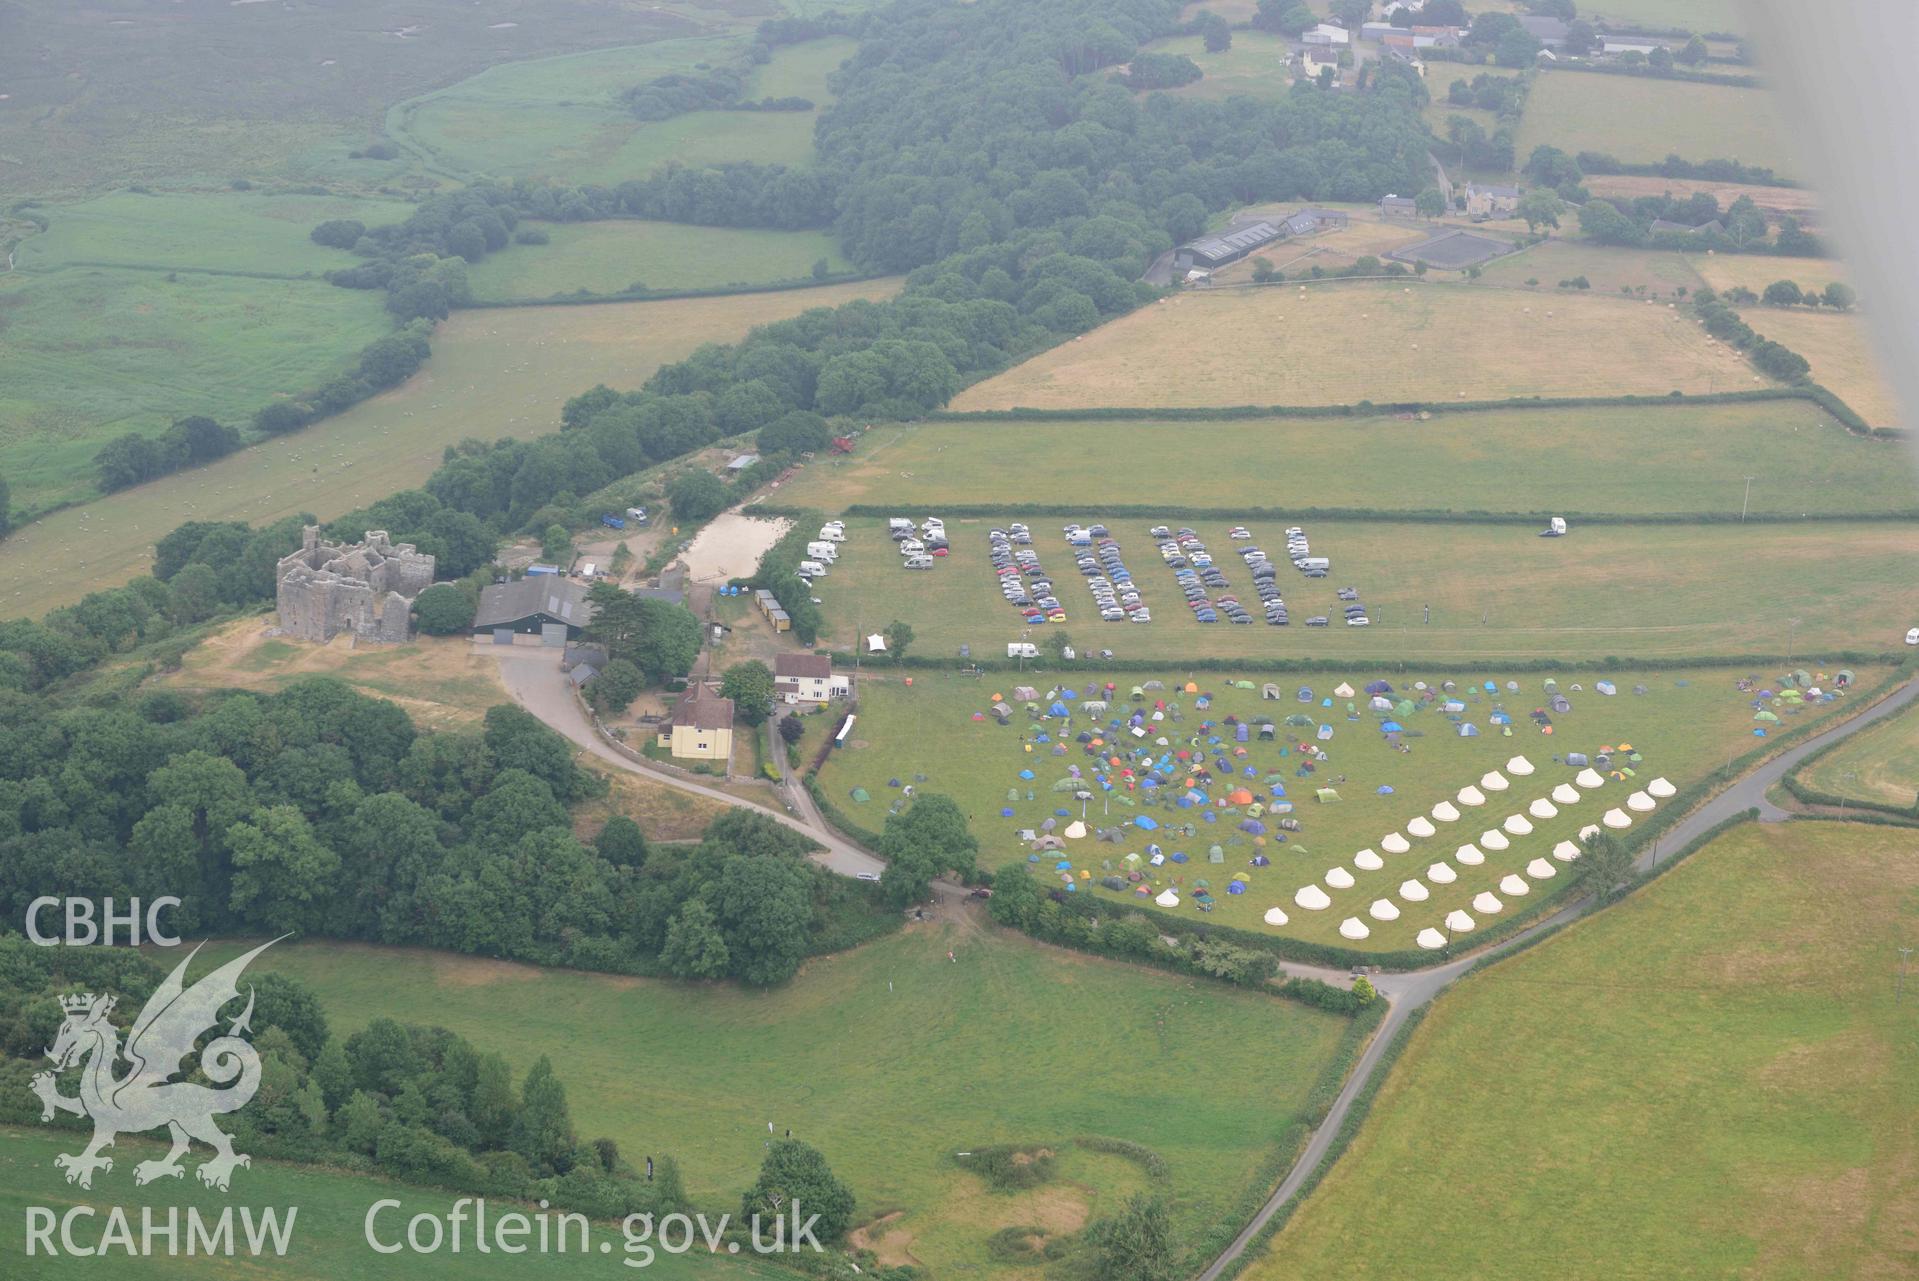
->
776;400;1908;518
1793;698;1919;810
1243;821;1919;1280
815;666;1882;950
183;927;1355;1280
393;36;854;184
0;1129;749;1279
807;517;1919;663
0;277;900;619
465;221;853;300
1515;73;1798;179
947;283;1757;411
1736;308;1900;426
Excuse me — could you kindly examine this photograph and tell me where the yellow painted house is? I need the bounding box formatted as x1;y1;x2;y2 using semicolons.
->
658;688;735;761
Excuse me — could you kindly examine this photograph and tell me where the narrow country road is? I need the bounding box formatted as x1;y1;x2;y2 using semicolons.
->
494;640;1911;1279
1194;676;1919;1280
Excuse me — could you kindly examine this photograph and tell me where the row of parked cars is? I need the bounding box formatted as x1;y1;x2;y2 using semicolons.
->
1232;539;1292;626
989;524;1064;623
1150;526;1252;624
889;516;949;570
1063;524;1150;623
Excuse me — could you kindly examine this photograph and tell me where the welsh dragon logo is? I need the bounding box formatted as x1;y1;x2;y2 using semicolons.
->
30;939;280;1191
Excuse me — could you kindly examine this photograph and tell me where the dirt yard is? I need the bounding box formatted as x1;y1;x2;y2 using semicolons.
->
680;509;792;583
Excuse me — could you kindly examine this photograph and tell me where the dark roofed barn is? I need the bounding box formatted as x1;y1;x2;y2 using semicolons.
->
1174;221;1284;273
473;577;597;646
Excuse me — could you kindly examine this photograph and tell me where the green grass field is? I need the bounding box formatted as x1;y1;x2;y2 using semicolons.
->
806;517;1919;663
186;926;1353;1278
1247;820;1918;1279
13;190;418;277
779;400;1908;517
0;267;393;521
395;36;854;184
1475;238;1708;295
1795;697;1919;810
1138;32;1297;100
1420;63;1505;138
1516;73;1797;178
816;665;1878;948
466;221;851;300
0;0;706;196
0;277;900;619
1581;0;1742;30
0;1128;749;1279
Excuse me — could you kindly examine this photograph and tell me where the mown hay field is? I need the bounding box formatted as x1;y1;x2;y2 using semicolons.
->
779;400;1910;518
949;283;1758;411
0;278;901;618
1246;821;1919;1281
1795;697;1919;810
1739;308;1900;426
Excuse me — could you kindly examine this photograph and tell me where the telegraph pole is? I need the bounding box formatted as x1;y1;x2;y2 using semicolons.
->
1899;946;1914;1003
1741;475;1755;521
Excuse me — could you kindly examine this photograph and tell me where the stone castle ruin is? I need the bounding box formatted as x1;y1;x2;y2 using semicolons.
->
275;527;435;644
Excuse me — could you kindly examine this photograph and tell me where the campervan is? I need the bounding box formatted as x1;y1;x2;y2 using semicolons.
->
898;539;926;555
888;518;913;536
903;555;935;570
1540;516;1568;537
625;507;649;525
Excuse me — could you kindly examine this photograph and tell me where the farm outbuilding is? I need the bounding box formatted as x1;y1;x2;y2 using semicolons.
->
472;577;595;646
1173;221;1284;273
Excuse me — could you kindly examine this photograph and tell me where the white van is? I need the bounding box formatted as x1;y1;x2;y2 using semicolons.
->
903;555;934;570
898;539;925;555
888;518;913;532
806;541;839;561
1296;556;1330;572
625;507;648;524
797;560;828;578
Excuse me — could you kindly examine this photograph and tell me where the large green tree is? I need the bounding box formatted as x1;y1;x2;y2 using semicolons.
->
877;793;978;904
720;660;775;726
741;1141;856;1243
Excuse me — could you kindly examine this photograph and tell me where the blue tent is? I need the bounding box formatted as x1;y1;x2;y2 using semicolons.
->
1365;680;1392;695
1170;851;1189;863
1061;688;1078;699
1380;720;1403;733
1296;686;1313;702
1049;701;1069;717
1235;724;1249;742
1000;807;1015;817
1458;722;1480;737
1018;769;1035;780
1239;819;1266;834
1055;860;1072;870
1135;815;1160;830
1227;880;1247;895
1490;710;1512;725
1317;724;1334;740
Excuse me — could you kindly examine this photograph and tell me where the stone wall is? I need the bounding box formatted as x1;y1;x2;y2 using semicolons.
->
275;526;437;644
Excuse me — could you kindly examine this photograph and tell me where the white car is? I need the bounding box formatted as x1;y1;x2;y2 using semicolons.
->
1907;627;1919;646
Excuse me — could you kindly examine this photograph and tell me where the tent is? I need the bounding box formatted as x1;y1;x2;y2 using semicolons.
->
1264;907;1289;926
1427;862;1457;885
1380;720;1404;734
1317;724;1335;740
1550;694;1572;713
1316;787;1341;802
1399;879;1430;902
1326;866;1356;889
1472;891;1503;914
1339;917;1370;940
1227;879;1247;895
1365;680;1392;695
1135;815;1160;831
1354;849;1384;870
849;787;871;803
1368;898;1401;922
1754;709;1780;723
1285;713;1314;726
1262;683;1282;700
1457;722;1480;737
1454;843;1484;865
1596;680;1617;696
1296;686;1314;702
1417;928;1446;950
1369;695;1393;711
1333;682;1356;698
1295;884;1332;910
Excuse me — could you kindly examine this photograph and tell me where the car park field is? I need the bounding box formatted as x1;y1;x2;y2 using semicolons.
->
778;401;1912;518
817;665;1882;952
809;517;1919;663
948;283;1761;411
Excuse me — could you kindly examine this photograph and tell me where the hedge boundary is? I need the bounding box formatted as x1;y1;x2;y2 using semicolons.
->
819;650;1899;676
838;501;1917;526
461;270;880;310
928;384;1897;440
1781;722;1919;820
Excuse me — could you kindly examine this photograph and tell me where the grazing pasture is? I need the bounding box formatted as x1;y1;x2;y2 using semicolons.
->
0;1129;748;1279
818;666;1874;948
806;517;1919;663
466;221;851;300
780;401;1909;518
1139;32;1298;100
199;926;1353;1280
948;283;1757;411
1583;175;1819;224
0;268;392;520
0;0;702;195
1246;821;1919;1281
1516;74;1797;178
1475;239;1706;295
1686;254;1851;297
1794;698;1919;810
0;278;901;618
395;36;854;184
